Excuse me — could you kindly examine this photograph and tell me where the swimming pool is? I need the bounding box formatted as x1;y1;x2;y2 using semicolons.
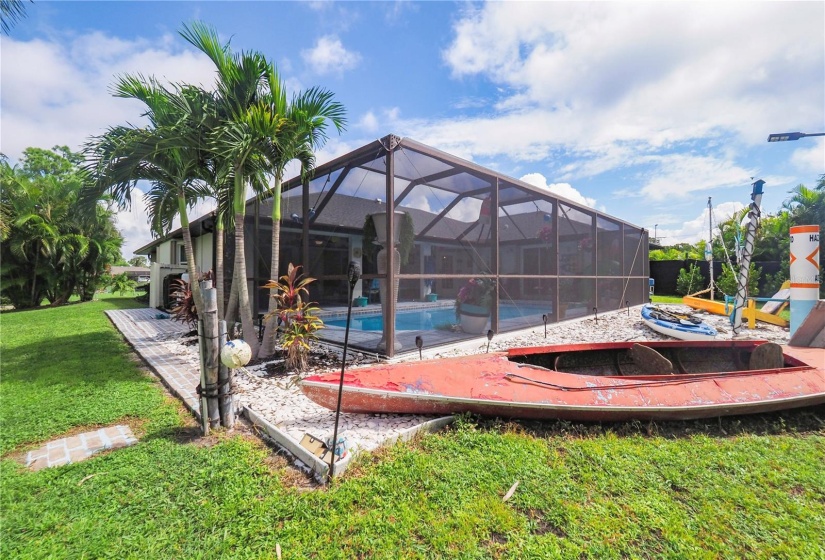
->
325;304;549;331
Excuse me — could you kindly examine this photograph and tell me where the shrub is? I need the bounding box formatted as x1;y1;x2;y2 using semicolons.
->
675;264;705;296
169;279;198;329
261;263;324;371
717;263;761;297
109;273;136;295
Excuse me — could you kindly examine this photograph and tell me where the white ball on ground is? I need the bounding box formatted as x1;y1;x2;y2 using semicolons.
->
221;339;252;368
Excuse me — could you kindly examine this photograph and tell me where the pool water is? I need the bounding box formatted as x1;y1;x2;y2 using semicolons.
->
325;305;548;331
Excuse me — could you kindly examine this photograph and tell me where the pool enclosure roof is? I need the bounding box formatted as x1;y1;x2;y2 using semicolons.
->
277;134;643;233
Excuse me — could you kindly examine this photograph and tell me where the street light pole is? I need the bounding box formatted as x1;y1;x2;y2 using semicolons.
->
767;131;825;142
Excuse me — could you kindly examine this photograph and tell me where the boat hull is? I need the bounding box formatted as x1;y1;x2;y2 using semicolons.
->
300;342;825;422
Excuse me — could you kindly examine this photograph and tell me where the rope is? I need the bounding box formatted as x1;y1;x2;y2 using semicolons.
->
619;229;646;305
505;367;774;392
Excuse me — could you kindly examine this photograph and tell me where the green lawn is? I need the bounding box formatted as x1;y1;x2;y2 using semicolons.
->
2;297;824;558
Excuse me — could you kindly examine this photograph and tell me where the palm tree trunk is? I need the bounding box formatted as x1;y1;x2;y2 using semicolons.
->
231;172;259;356
178;191;205;320
30;242;39;307
215;216;225;323
257;176;283;359
234;207;259;356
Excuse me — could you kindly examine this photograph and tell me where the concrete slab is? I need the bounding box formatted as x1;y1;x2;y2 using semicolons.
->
26;426;137;471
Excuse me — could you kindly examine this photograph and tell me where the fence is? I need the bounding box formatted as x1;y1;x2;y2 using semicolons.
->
649;260;783;296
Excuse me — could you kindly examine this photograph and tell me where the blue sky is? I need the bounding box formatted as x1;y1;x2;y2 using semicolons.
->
2;1;823;259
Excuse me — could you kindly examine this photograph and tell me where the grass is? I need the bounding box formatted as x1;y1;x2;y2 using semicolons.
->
650;295;684;304
2;296;824;558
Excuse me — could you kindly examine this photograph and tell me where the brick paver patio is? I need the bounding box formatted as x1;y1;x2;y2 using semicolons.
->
106;308;201;419
26;425;138;471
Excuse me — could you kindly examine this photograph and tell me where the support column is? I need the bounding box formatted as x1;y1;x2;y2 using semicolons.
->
490;178;499;333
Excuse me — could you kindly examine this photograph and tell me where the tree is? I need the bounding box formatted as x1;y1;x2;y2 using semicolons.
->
1;147;123;308
84;79;212;318
179;21;295;357
109;272;137;295
128;256;148;267
1;0;30;34
257;86;346;359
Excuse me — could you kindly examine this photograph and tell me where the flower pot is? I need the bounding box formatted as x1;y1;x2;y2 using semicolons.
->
426;293;438;302
354;296;368;307
458;303;490;334
369;211;405;246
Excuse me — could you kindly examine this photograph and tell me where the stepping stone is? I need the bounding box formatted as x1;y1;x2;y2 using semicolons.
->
25;425;138;471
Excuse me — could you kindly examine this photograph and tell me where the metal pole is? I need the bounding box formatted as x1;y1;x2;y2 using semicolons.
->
707;197;714;301
732;180;765;334
329;262;361;482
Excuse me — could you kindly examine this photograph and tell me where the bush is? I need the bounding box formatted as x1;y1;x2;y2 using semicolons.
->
675;264;705;296
262;263;324;371
109;273;137;295
717;263;761;297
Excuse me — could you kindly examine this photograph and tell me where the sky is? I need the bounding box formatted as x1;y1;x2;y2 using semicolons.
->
2;1;824;259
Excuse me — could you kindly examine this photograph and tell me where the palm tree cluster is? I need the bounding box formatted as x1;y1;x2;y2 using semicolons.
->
1;147;123;308
82;22;346;359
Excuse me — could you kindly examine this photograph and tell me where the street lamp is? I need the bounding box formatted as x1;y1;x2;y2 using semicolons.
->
767;131;825;142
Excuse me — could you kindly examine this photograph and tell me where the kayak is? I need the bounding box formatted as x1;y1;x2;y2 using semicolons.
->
641;304;717;341
300;341;825;421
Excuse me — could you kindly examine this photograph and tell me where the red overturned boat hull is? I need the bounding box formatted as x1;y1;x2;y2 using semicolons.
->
300;341;825;422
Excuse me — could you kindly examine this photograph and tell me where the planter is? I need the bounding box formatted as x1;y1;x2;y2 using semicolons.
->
354;296;368;307
458;303;490;334
426;293;438;302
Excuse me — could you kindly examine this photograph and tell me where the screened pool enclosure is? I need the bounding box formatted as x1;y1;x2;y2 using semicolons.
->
244;135;649;357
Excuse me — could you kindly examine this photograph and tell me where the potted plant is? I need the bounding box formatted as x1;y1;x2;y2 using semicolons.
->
455;278;495;334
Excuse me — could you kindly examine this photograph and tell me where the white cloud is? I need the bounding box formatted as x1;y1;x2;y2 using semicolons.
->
628;154;757;201
0;33;217;162
658;201;744;245
0;31;218;257
431;2;824;180
301;35;361;76
359;111;379;133
790;138;825;176
519;172;595;208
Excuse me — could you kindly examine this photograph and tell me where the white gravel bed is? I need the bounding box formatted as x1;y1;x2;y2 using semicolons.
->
152;304;789;457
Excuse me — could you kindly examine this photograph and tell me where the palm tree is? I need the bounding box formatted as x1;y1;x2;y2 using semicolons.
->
179;21;295;357
257;87;346;358
1;0;30;35
84;78;212;317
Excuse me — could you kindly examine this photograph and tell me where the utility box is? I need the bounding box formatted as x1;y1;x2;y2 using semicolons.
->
649;278;655;297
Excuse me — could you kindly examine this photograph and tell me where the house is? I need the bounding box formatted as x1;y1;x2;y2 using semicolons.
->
136;135;649;356
109;266;151;284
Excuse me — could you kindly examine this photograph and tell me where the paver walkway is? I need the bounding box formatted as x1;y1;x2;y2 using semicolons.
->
26;426;137;471
106;309;201;420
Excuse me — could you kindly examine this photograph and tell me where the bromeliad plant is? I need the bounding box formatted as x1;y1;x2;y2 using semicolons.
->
169;271;213;330
261;263;324;371
170;278;198;329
